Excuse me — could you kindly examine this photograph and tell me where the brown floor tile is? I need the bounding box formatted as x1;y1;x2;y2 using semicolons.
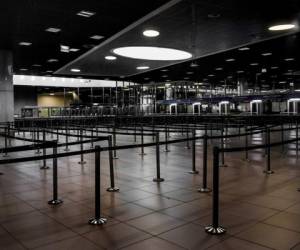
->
159;223;228;250
0;202;35;222
237;223;300;250
133;196;182;211
84;222;151;249
33;236;104;250
206;237;272;250
127;212;186;235
264;211;300;232
0;226;26;250
286;203;300;215
103;203;153;221
120;237;185;250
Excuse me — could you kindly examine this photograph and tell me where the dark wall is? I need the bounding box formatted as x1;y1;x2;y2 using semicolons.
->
14;86;37;116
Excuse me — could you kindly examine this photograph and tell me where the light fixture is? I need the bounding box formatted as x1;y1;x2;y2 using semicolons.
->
208;74;215;77
77;10;96;18
46;70;54;73
190;62;199;67
271;66;279;69
284;58;295;61
161;69;169;72
250;63;259;66
71;68;81;72
113;46;192;61
238;47;250;51
90;35;104;40
70;48;80;52
186;71;194;75
261;52;272;56
143;30;160;37
137;66;150;70
162;75;168;78
268;24;295;31
20;68;28;71
50;93;55;96
60;45;70;53
32;64;42;67
105;56;117;60
226;58;235;62
237;70;244;73
45;27;61;33
19;42;32;46
47;59;59;63
215;67;223;71
184;77;190;80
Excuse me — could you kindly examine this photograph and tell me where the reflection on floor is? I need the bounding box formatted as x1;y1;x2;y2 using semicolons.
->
0;131;300;250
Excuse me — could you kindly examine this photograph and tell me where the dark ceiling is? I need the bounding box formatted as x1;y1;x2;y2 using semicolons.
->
2;0;170;75
3;0;300;89
56;0;300;80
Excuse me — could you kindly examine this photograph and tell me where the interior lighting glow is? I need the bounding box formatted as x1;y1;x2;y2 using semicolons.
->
268;24;295;31
143;30;160;37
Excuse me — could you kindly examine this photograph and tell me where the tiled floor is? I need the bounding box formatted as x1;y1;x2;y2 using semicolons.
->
0;129;299;249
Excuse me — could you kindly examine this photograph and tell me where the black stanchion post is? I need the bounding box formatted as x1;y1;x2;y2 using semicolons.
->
56;127;59;142
205;146;226;235
220;127;227;167
139;124;146;156
198;134;211;193
107;136;120;192
7;123;11;146
164;123;170;153
281;124;284;155
64;126;69;152
36;128;41;154
296;122;299;159
89;145;107;225
78;127;86;165
189;129;199;174
264;128;274;174
48;141;63;205
112;126;118;159
153;132;164;182
90;129;94;149
185;125;190;149
41;130;49;170
245;126;249;161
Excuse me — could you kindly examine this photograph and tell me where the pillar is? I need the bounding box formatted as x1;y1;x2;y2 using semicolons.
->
0;50;14;123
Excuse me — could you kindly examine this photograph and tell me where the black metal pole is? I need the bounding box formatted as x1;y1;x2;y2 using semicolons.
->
139;124;146;156
185;125;190;149
189;129;199;174
64;126;69;152
112;126;118;159
107;136;119;192
198;134;211;193
164;123;170;152
41;130;49;170
205;146;226;235
245;126;249;161
296;122;298;159
48;141;63;205
264;128;274;174
89;146;107;225
78;127;86;165
220;127;227;167
153;132;164;182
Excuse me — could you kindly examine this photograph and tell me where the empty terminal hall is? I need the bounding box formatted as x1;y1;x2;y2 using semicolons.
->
1;1;300;250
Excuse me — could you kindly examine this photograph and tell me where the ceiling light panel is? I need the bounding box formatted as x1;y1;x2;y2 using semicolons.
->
77;10;96;18
143;30;160;37
268;24;295;31
19;42;32;46
45;27;61;33
90;35;104;40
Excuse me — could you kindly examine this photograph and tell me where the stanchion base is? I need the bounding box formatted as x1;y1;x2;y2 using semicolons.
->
78;161;87;165
48;199;63;205
153;177;165;182
40;166;50;170
220;164;228;168
263;170;274;175
106;187;120;192
113;157;119;160
205;225;226;235
188;170;199;174
0;172;4;175
198;187;211;193
297;188;300;192
164;150;170;153
88;218;107;225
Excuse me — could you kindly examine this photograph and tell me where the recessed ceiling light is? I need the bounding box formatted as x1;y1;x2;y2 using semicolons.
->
184;77;190;80
237;70;244;73
45;27;61;33
113;46;192;61
250;63;259;66
60;45;70;53
261;52;272;56
70;68;81;72
90;35;104;40
271;66;279;69
162;75;168;78
47;59;58;63
137;66;150;70
144;78;150;80
186;72;194;75
105;56;117;60
19;42;32;46
70;48;80;52
32;64;42;67
268;24;295;31
77;10;96;18
226;58;235;62
161;69;168;72
284;58;295;61
215;67;223;71
208;74;215;77
20;68;28;71
190;62;199;67
46;70;54;73
238;47;250;51
143;30;160;37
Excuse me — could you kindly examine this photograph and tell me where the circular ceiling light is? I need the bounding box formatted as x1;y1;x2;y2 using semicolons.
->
105;55;117;60
113;46;192;61
71;68;81;72
143;30;160;37
268;24;295;31
137;66;150;70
